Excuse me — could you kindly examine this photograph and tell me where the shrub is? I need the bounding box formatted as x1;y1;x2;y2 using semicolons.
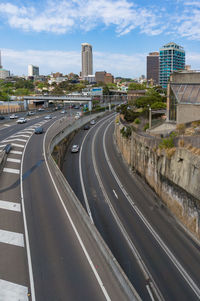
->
159;133;175;149
120;126;132;138
178;139;185;147
134;118;140;124
143;123;149;131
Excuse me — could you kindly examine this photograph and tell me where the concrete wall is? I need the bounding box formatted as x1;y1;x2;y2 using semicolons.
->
177;104;200;124
115;122;200;238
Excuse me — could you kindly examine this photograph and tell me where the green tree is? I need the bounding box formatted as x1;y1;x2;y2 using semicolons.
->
128;82;146;90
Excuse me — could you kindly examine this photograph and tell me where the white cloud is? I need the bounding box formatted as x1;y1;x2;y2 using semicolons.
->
2;48;146;78
0;0;162;36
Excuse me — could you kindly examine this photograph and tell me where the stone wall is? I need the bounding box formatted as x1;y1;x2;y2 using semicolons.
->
115;122;200;238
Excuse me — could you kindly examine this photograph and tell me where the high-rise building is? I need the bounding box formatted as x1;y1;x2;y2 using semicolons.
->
0;50;10;79
159;42;185;88
81;43;93;78
28;64;39;77
147;52;159;85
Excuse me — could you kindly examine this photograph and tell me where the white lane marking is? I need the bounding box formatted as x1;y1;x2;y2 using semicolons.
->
0;200;21;212
7;158;21;163
11;134;29;138
10;150;23;155
3;168;20;174
11;143;24;148
103;121;200;299
0;279;28;301
20;130;36;300
43;119;111;301
0;144;6;148
146;284;155;301
4;138;26;143
113;189;118;199
0;229;24;247
3;124;11;127
20;131;33;134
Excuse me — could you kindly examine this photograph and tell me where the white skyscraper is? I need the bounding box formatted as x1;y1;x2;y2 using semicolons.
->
81;43;93;78
0;50;10;79
28;64;39;77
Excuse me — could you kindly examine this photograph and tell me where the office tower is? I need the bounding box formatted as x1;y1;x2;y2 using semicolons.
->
0;50;10;79
147;52;159;85
81;43;93;78
28;64;39;77
159;42;185;88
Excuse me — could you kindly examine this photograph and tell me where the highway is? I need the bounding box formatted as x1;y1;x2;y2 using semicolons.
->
0;111;137;300
63;114;200;301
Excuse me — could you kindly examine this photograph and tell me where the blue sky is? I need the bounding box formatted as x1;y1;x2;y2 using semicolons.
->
0;0;200;78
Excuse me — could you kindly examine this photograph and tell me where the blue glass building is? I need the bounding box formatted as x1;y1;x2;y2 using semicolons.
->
159;42;185;88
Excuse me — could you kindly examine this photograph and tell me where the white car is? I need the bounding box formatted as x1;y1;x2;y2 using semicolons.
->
38;108;45;111
10;114;19;119
90;119;96;125
60;110;66;114
17;117;27;124
71;144;79;153
44;115;52;120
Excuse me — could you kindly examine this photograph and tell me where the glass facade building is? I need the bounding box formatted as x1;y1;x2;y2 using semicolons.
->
159;42;185;88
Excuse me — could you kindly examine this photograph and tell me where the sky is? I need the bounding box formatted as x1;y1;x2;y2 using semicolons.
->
0;0;200;78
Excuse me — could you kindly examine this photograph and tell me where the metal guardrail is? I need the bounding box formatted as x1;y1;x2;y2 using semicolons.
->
44;113;141;301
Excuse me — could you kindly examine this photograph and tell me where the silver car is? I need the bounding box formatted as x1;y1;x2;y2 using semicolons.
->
71;145;79;153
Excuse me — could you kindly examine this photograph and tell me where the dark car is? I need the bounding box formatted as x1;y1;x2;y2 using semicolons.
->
4;144;12;154
35;127;43;134
0;115;5;120
83;125;90;130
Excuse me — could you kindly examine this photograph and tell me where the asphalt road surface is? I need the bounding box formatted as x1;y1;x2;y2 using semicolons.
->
63;114;200;301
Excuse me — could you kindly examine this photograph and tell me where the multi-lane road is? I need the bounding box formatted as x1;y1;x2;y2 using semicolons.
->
0;111;139;301
63;114;200;301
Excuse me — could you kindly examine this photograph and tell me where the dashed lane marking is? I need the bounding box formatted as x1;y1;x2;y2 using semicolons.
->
10;150;23;155
113;189;118;199
3;168;20;174
0;229;24;247
0;279;28;301
7;158;21;163
0;200;21;212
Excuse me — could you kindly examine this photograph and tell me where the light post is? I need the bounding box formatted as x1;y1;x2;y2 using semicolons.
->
148;105;152;129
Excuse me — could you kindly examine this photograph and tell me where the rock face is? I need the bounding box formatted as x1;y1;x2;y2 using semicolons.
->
115;122;200;238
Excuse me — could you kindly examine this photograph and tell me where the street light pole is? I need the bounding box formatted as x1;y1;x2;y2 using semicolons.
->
149;107;152;129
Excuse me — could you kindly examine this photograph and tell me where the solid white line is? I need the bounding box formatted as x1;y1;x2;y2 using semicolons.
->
146;284;155;301
3;168;20;174
20;130;36;300
43;119;111;301
11;143;25;148
0;200;21;212
0;279;28;301
10;150;23;155
7;158;21;163
3;124;11;127
103;121;200;299
0;229;24;247
113;189;118;199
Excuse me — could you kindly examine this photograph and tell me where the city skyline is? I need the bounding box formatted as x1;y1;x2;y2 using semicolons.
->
0;0;200;77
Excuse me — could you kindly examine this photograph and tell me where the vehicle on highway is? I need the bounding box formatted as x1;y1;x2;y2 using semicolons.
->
0;115;5;120
74;105;80;109
10;114;19;119
83;125;90;130
60;110;66;114
44;115;52;120
71;144;79;153
38;108;45;111
17;117;27;124
4;144;12;154
90;119;96;125
26;111;35;116
34;127;44;134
